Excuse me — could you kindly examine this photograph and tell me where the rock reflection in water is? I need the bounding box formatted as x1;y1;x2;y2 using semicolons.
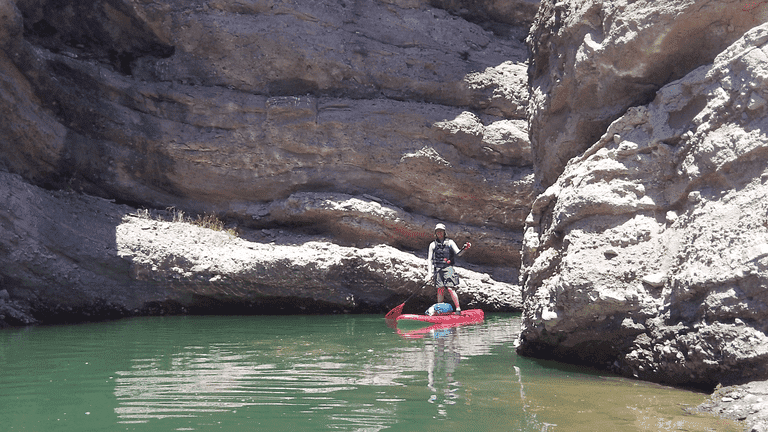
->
112;315;525;430
0;314;744;431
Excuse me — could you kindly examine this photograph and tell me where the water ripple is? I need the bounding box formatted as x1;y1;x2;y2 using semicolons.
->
110;315;518;429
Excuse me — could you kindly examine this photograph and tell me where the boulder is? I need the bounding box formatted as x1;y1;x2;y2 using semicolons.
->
518;23;768;388
697;380;768;432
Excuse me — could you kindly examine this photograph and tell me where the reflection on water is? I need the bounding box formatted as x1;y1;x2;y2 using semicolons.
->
0;314;744;432
111;315;524;430
114;348;402;429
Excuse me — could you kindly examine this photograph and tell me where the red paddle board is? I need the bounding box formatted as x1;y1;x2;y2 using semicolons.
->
395;309;484;325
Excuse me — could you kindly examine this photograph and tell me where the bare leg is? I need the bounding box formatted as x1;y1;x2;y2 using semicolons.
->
446;288;460;312
437;287;445;303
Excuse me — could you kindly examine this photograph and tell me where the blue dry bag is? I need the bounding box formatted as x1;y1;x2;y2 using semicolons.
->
425;302;454;316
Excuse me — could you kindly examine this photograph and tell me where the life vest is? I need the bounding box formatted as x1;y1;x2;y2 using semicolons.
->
432;239;455;270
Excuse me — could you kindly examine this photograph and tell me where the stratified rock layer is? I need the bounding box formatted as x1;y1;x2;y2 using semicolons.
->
0;170;520;327
0;0;534;249
0;0;536;321
518;23;768;388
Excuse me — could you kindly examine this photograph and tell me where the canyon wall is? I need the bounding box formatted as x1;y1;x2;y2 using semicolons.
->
0;0;536;267
528;0;761;188
520;3;768;389
0;0;533;325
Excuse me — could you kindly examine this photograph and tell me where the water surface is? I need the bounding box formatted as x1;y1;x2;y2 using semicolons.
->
0;314;741;431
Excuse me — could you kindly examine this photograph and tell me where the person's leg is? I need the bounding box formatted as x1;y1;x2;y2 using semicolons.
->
437;287;445;303
446;288;461;313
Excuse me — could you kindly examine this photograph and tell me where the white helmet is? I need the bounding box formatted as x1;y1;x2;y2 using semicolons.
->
434;223;446;232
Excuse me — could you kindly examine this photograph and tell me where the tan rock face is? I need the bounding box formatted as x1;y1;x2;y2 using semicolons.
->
528;0;760;188
0;0;534;269
0;0;532;324
519;23;768;388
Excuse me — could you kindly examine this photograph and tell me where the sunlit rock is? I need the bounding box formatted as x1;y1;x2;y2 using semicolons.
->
0;171;520;326
528;0;760;188
0;0;535;321
518;23;768;388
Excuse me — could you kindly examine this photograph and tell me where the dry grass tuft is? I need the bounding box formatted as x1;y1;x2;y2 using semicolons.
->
136;207;238;237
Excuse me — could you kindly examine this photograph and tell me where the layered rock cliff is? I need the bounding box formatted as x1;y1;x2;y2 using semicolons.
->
0;0;532;325
1;0;533;239
519;13;768;392
519;1;768;427
0;170;518;326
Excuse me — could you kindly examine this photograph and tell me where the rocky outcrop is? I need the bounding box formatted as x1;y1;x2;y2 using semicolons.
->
528;0;760;188
0;170;520;327
257;191;523;269
698;380;768;432
429;0;540;28
116;213;519;314
518;23;768;388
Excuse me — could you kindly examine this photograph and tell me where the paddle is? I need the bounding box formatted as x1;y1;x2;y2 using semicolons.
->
385;279;430;320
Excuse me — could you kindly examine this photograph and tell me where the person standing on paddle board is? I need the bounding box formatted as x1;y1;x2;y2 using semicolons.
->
426;223;471;314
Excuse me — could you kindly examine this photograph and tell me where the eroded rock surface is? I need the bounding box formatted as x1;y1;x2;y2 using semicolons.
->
0;0;534;238
518;23;768;388
528;0;760;188
0;0;535;321
698;380;768;432
0;171;520;327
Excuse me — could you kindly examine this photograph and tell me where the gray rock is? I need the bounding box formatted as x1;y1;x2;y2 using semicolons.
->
697;380;768;432
528;0;759;187
0;0;533;320
519;23;768;388
0;170;521;325
0;0;534;238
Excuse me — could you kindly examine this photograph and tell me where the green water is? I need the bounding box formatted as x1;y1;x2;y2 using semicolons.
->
0;314;741;432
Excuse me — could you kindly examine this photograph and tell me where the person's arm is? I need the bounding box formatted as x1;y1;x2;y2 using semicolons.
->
452;239;471;257
426;242;435;280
